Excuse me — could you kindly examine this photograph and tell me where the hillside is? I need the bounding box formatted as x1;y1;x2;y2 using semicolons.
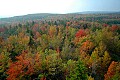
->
74;11;120;14
1;11;120;25
0;13;54;24
0;12;120;80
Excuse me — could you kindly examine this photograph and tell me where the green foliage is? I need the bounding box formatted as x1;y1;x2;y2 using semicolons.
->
66;60;88;80
0;50;11;80
93;28;120;56
45;53;64;80
0;14;120;80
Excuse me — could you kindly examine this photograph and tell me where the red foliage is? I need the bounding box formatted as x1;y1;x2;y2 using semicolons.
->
40;26;46;32
75;29;86;38
111;25;118;31
7;50;42;80
66;22;71;26
32;23;39;32
103;24;108;27
0;28;5;32
7;62;24;80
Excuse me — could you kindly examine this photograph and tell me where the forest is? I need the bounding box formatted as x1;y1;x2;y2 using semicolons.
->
0;13;120;80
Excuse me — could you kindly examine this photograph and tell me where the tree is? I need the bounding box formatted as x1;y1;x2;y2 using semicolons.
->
79;40;94;65
102;51;111;69
111;25;118;32
94;28;120;57
66;60;88;80
104;61;120;80
88;46;111;80
80;40;94;54
7;50;43;80
0;50;11;80
48;26;57;37
45;53;64;80
75;29;86;38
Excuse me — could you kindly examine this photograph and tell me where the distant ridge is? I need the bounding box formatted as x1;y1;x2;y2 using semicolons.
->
1;11;120;19
0;11;120;25
68;11;120;14
0;13;55;24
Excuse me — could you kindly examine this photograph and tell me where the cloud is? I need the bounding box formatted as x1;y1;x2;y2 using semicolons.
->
0;0;75;17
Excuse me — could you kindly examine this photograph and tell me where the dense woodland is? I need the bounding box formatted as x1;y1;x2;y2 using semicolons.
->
0;13;120;80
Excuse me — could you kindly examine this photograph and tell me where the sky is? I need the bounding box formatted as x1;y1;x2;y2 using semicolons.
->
0;0;120;18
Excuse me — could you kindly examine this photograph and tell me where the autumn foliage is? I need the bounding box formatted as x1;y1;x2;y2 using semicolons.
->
0;14;120;80
7;50;42;80
104;61;120;80
75;29;86;38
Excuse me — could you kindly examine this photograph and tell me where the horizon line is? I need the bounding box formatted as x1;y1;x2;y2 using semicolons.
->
0;10;120;19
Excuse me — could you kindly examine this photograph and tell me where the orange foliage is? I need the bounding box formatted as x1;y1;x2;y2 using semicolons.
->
34;31;41;39
80;40;94;53
66;22;70;26
40;77;46;80
7;50;42;80
56;47;60;53
66;26;69;30
49;26;57;37
104;61;118;80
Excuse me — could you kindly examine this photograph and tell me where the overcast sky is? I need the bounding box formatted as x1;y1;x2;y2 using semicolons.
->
0;0;120;18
